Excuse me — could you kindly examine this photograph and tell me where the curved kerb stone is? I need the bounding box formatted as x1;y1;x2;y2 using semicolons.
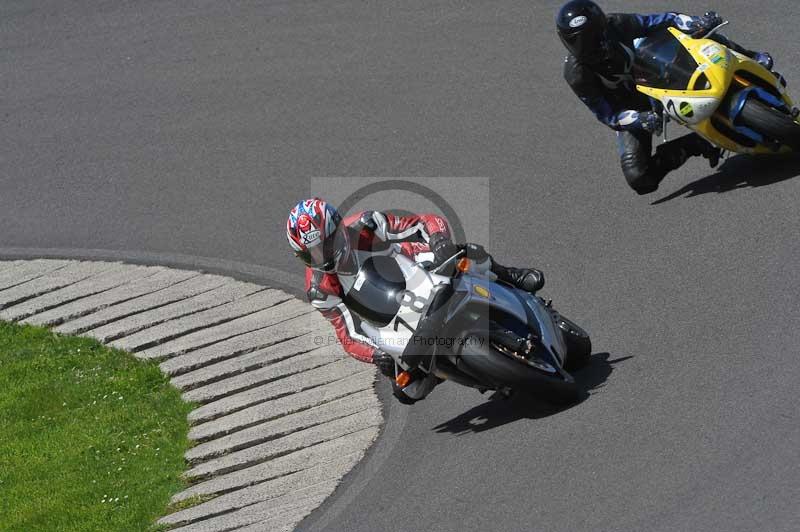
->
0;259;381;531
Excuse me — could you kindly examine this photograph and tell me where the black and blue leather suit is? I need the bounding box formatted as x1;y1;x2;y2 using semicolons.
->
563;12;769;194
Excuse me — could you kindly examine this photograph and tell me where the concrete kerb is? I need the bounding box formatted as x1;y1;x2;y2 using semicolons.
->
0;255;382;531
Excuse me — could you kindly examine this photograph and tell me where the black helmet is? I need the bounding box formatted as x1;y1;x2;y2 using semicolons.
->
556;0;609;64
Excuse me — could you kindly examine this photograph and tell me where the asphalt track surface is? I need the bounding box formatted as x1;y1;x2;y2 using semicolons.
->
2;1;799;531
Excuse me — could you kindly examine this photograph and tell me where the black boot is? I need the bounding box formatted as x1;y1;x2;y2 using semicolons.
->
684;135;722;168
656;134;720;171
491;262;544;294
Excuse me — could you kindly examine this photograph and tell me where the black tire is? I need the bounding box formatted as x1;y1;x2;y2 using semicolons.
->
738;99;800;150
459;336;580;405
558;316;592;371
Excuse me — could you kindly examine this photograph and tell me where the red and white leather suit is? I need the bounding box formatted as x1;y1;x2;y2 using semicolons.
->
305;211;450;363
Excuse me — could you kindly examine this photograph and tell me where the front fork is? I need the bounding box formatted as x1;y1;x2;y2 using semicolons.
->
646;98;670;143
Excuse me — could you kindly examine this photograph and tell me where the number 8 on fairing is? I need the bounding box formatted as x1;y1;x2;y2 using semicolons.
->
396;289;428;312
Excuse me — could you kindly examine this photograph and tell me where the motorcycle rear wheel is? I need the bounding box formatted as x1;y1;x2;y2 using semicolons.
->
738;99;800;150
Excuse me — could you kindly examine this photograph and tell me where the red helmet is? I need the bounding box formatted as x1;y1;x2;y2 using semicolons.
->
286;198;346;271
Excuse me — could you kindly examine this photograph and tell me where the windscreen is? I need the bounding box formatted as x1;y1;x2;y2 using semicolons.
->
634;29;699;90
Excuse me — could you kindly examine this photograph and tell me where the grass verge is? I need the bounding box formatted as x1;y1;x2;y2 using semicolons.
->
0;322;194;531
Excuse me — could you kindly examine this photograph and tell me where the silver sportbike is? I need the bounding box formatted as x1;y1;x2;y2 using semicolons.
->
335;245;592;404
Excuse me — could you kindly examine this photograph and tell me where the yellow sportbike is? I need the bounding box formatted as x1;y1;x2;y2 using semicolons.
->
634;25;800;153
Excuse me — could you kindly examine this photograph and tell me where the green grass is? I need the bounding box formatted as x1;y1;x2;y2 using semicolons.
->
0;322;195;532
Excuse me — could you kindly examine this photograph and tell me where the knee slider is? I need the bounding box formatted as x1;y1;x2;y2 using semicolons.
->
621;154;657;194
621;152;648;181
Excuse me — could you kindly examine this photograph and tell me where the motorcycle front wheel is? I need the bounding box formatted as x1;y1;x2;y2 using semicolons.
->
738;99;800;150
459;336;580;405
558;316;592;371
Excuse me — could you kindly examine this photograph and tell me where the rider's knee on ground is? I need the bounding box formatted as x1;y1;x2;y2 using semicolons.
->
626;176;659;195
621;153;659;195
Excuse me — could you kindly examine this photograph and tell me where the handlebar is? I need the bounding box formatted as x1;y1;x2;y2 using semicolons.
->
705;20;729;38
429;249;466;274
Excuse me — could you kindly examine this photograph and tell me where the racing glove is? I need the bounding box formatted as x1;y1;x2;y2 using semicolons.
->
690;11;724;37
462;242;489;262
352;211;378;232
429;232;460;267
618;110;662;134
373;349;395;377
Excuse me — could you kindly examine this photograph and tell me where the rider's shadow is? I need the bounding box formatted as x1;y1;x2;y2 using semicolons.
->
432;353;632;435
651;153;800;205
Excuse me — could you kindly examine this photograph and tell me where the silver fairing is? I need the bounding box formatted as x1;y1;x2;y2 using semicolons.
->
338;248;567;370
523;294;567;366
452;274;529;323
450;274;567;368
341;247;451;358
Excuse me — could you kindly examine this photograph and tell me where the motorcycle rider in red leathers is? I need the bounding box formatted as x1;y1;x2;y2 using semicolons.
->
286;198;544;379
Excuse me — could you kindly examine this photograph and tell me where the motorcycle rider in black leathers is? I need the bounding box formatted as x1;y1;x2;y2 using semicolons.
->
556;1;774;195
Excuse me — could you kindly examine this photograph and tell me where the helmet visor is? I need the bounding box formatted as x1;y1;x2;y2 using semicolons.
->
301;225;351;272
302;242;330;271
331;227;357;275
560;24;607;63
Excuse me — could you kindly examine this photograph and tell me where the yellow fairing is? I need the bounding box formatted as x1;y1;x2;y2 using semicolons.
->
636;27;794;154
636;29;728;101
